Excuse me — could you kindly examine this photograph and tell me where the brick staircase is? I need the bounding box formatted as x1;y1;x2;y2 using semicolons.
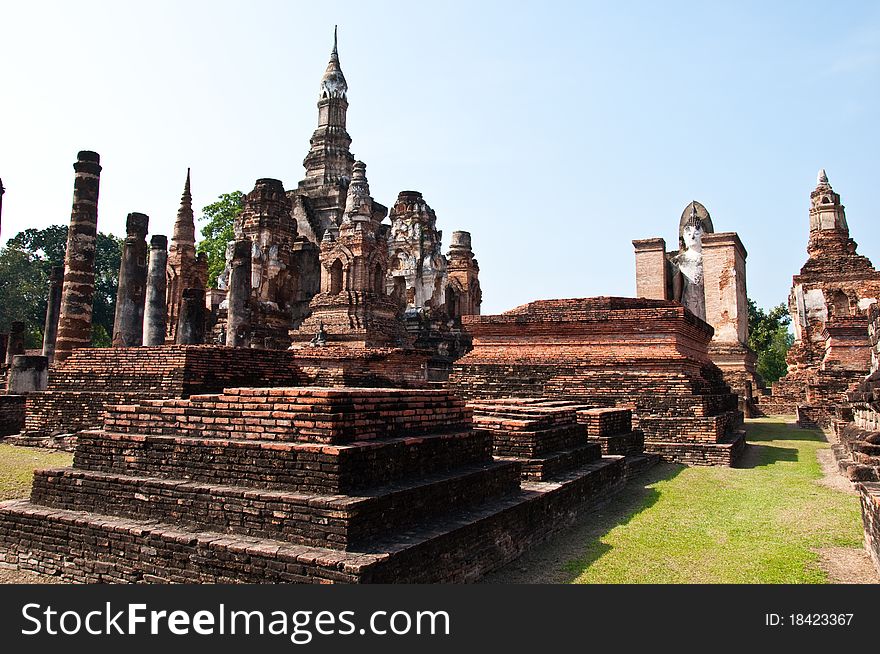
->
0;386;628;583
468;398;655;479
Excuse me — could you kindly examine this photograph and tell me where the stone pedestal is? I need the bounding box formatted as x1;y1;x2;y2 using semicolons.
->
8;355;48;394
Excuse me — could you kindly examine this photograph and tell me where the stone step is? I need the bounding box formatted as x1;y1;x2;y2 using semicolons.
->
638;409;742;445
104;386;470;444
496;443;602;481
0;456;627;583
589;429;645;456
478;423;588;458
73;428;492;494
644;430;746;466
31;459;521;551
577;408;633;436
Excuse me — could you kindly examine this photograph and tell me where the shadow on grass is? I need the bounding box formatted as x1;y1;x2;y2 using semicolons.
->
745;418;826;443
551;461;686;583
735;443;799;469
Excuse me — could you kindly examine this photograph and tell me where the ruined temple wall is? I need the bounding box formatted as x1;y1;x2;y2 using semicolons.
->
23;346;306;438
860;483;880;575
22;345;429;439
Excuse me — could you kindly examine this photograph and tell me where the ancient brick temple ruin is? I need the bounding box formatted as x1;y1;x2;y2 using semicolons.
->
20;30;875;586
191;31;482;364
634;201;760;415
827;304;880;575
763;170;880;427
448;297;745;465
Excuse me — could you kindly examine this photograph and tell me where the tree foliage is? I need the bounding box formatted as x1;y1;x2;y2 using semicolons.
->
197;191;244;288
0;226;122;348
748;299;794;384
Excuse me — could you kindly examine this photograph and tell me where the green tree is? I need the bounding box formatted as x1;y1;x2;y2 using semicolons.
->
0;226;122;348
748;299;794;384
197;191;244;287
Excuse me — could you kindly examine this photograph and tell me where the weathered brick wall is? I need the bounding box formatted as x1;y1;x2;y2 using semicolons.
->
23;345;428;438
0;395;26;437
860;482;880;575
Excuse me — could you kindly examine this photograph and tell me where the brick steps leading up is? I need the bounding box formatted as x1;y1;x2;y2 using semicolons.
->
107;387;470;444
0;456;627;584
73;428;492;495
496;443;601;481
31;460;521;551
645;430;746;467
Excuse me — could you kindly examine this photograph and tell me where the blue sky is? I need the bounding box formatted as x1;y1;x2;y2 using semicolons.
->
1;0;878;314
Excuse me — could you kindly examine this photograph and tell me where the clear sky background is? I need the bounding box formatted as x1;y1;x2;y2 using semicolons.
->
1;0;878;315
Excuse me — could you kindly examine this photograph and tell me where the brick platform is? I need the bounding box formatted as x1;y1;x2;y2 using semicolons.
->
449;297;744;465
20;345;428;442
0;386;628;583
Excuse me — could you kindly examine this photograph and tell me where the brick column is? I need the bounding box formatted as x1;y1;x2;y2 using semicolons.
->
226;240;252;347
702;232;748;344
41;266;64;364
112;213;150;347
4;321;25;366
632;238;669;300
143;235;169;346
55;151;102;363
176;288;206;345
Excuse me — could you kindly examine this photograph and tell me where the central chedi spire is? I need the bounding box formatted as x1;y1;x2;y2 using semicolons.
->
302;26;355;188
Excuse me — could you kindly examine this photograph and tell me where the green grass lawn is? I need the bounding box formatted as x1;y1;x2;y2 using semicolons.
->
0;444;73;501
566;417;864;583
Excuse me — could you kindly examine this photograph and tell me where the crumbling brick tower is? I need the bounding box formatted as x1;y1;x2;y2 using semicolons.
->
446;230;482;319
291;161;405;348
764;170;880;426
633;201;760;415
387;191;447;310
224;178;317;346
165;169;208;342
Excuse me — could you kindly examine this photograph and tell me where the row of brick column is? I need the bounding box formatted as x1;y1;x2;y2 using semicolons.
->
5;152;256;396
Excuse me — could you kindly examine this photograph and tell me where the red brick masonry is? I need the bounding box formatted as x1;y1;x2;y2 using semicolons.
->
0;386;631;583
449;297;745;466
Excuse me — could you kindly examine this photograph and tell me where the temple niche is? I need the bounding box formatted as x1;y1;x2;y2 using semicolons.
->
633;201;759;415
763;170;880;426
